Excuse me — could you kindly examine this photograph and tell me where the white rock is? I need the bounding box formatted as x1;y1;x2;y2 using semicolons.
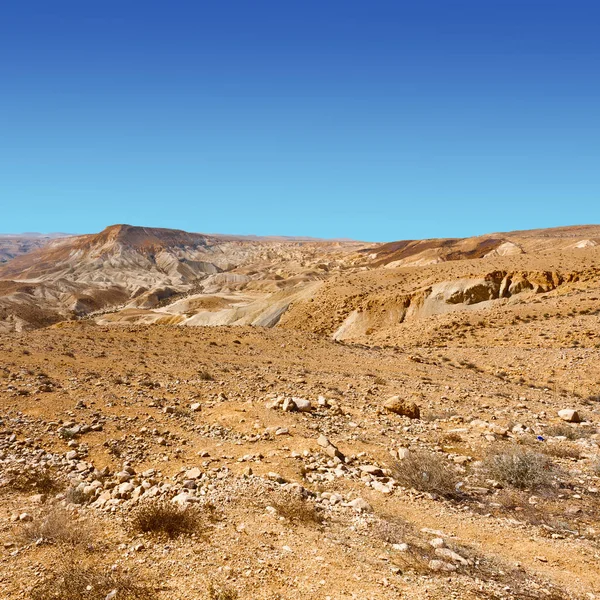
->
347;497;373;513
293;398;312;412
558;409;581;423
185;467;202;479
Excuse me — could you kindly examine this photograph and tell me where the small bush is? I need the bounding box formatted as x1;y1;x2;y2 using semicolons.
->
372;517;409;545
1;465;63;495
65;486;88;505
483;447;553;490
391;450;460;499
20;509;92;547
129;499;204;538
198;370;214;381
208;581;238;600
545;423;591;440
269;491;323;526
30;557;155;600
539;442;581;460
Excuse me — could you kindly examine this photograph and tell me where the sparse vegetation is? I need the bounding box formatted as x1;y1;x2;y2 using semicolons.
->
19;509;94;548
129;499;205;538
539;442;581;460
268;490;323;526
545;423;591;440
29;557;156;600
391;450;461;499
207;581;239;600
1;465;63;495
482;446;554;490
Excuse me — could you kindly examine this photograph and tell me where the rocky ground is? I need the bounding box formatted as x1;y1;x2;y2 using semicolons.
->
1;319;599;599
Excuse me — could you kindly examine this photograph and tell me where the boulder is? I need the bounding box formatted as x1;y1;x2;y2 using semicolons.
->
384;396;421;419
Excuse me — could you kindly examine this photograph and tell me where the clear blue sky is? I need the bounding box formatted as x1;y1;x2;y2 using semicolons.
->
1;1;599;241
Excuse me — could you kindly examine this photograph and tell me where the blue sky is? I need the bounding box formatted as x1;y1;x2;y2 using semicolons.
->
1;1;599;241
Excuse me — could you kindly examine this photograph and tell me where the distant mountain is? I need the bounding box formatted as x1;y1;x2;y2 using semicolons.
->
1;223;599;334
0;232;71;265
0;224;366;331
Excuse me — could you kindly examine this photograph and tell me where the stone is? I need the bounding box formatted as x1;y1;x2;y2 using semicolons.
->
317;435;331;448
172;492;192;505
435;548;468;565
117;482;135;497
265;398;283;409
324;444;345;461
266;472;286;483
347;497;373;513
558;409;580;423
383;396;420;419
360;465;384;477
428;559;457;572
190;403;201;412
392;543;409;551
282;398;297;412
293;398;312;412
185;467;202;479
396;447;410;460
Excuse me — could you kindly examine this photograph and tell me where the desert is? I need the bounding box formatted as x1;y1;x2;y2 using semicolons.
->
1;223;600;599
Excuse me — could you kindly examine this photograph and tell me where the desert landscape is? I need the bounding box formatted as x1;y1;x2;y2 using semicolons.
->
1;223;600;599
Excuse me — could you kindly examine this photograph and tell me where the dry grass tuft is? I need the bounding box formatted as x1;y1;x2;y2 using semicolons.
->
129;498;205;538
1;465;63;495
482;446;554;490
545;423;592;440
391;450;461;499
207;580;239;600
19;509;94;548
30;557;156;600
539;442;581;460
269;490;323;526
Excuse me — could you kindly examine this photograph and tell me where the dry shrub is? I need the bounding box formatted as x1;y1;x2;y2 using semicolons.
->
269;490;323;526
372;518;409;545
391;450;460;499
129;498;204;538
492;489;549;525
539;442;581;460
482;446;554;490
65;486;88;505
20;509;94;548
545;423;592;440
207;580;238;600
440;431;463;445
198;370;214;381
1;465;63;495
371;515;450;575
30;557;156;600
